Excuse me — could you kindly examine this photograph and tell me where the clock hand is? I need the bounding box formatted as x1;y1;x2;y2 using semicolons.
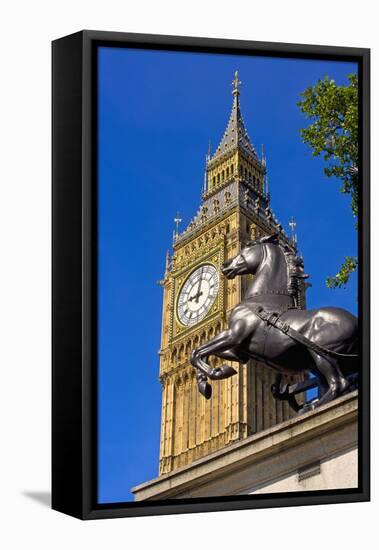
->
194;268;204;303
194;289;203;303
189;290;203;302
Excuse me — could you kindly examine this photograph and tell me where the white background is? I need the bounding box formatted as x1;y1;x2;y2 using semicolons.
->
0;1;377;548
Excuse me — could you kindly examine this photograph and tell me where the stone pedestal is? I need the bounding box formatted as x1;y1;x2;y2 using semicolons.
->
132;391;358;500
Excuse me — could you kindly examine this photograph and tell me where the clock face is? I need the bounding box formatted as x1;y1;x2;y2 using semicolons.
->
177;264;219;327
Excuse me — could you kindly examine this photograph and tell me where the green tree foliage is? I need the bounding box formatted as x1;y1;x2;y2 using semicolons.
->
298;74;358;288
326;256;358;289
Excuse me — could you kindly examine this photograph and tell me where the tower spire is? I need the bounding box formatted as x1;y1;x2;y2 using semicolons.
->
232;70;242;98
210;70;257;161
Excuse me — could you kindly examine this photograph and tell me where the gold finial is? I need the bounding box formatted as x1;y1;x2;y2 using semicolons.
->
261;144;266;166
174;212;182;236
289;217;297;245
232;70;241;97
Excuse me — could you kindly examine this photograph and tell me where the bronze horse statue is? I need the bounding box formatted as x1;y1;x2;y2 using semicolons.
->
190;234;358;413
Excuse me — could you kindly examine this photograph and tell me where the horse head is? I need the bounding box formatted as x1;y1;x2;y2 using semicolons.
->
221;234;280;279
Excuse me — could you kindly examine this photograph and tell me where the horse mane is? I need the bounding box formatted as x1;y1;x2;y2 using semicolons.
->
247;233;310;297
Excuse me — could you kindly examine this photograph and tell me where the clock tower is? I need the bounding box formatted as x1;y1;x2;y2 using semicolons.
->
158;72;302;475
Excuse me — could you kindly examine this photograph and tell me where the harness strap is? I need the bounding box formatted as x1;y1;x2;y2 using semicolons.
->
252;305;358;360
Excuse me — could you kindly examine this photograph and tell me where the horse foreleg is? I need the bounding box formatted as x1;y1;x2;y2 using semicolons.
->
191;329;243;399
195;347;247;399
192;319;252;398
191;329;238;380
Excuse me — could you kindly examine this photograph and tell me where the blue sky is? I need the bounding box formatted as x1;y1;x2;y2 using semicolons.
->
98;46;358;503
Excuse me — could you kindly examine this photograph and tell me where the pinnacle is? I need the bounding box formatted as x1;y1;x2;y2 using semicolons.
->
210;77;257;162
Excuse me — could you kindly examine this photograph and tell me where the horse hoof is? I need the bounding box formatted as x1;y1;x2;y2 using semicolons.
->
297;401;317;415
339;377;350;394
271;384;279;398
217;365;238;379
198;381;212;399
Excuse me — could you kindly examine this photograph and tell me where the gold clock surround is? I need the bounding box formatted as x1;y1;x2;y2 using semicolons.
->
172;248;225;339
176;262;220;328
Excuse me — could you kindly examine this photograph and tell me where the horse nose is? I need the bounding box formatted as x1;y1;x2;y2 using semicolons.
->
222;259;232;269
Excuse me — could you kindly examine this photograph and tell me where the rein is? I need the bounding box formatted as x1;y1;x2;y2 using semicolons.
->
245;290;292;298
251;304;358;360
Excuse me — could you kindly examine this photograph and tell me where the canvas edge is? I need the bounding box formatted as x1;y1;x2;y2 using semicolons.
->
52;30;370;520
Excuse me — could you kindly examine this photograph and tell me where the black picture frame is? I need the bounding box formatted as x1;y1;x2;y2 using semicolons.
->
52;30;370;520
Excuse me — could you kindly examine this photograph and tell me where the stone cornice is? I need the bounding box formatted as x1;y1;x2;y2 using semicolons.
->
132;391;358;500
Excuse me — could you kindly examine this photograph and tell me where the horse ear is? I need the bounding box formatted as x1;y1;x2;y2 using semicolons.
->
260;233;279;244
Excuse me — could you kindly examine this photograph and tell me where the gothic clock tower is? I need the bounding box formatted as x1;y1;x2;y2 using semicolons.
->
158;72;301;475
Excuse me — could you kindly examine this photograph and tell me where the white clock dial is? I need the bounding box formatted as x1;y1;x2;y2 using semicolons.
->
177;264;219;327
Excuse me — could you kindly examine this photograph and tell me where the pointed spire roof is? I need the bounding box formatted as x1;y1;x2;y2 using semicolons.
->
210;71;257;162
